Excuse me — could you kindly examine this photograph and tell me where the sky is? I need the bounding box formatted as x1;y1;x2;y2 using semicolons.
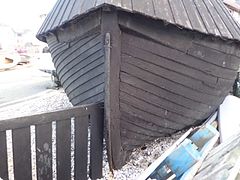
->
0;0;57;32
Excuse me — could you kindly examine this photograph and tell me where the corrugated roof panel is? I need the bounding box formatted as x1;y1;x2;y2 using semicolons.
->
68;0;82;20
182;0;207;33
194;0;221;36
168;0;192;29
61;0;76;24
210;0;240;39
95;0;105;6
81;0;96;12
51;0;71;30
121;0;132;10
37;0;62;35
215;0;240;39
132;0;155;17
47;0;66;31
152;0;174;23
105;0;122;6
204;0;232;38
37;0;240;42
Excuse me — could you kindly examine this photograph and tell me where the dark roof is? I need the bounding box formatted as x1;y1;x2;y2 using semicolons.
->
37;0;240;42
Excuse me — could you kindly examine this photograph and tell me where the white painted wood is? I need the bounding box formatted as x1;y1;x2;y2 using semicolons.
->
219;95;240;143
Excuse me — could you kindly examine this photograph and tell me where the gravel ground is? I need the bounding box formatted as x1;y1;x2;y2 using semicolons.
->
0;89;185;179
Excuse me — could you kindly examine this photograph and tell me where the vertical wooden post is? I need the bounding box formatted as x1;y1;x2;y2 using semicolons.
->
75;115;88;180
36;123;53;180
12;127;32;180
0;131;8;180
89;104;104;179
56;120;71;180
102;9;124;169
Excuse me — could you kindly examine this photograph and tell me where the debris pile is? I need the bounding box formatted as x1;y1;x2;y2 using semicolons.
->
139;95;240;180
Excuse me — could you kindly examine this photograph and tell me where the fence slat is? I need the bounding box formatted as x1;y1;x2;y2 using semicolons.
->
36;123;52;180
75;115;89;180
89;107;104;179
12;127;32;180
0;131;8;180
56;119;71;180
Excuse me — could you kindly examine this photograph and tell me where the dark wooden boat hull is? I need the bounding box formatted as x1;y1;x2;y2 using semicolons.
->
45;10;240;169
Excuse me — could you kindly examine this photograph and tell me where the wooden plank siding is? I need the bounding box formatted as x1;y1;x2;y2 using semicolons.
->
47;31;105;106
118;21;239;153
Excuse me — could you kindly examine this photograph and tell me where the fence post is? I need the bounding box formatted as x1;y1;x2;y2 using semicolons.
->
89;105;104;179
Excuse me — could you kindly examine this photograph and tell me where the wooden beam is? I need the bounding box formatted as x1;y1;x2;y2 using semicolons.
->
102;9;124;170
57;11;101;43
0;104;99;132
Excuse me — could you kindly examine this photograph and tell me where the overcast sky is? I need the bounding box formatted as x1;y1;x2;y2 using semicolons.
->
0;0;57;32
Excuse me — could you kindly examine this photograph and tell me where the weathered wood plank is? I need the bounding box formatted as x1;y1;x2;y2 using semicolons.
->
121;54;227;96
71;83;105;105
62;56;104;93
12;127;32;180
121;44;234;90
60;47;104;84
0;106;89;131
120;72;214;113
119;10;240;61
120;113;169;137
187;43;239;71
75;115;88;180
64;63;104;94
77;92;104;105
58;11;101;43
89;105;104;179
50;43;69;61
120;82;205;121
120;93;192;130
36;123;52;180
121;127;157;141
52;34;98;69
68;73;105;100
121;62;225;106
121;31;236;80
56;120;71;180
56;34;101;71
0;131;8;180
193;31;240;56
62;56;104;92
